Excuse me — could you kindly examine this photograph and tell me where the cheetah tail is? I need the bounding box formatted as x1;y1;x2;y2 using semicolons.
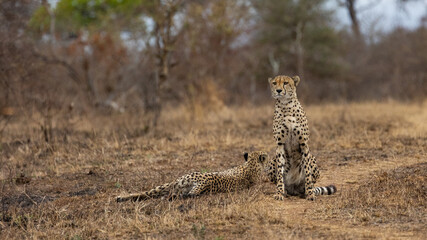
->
313;185;337;196
116;182;174;203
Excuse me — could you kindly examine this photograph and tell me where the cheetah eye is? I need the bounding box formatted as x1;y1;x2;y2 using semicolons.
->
283;82;289;85
272;82;277;85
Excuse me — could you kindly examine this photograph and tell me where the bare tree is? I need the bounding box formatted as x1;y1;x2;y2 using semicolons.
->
295;21;304;78
338;0;386;44
344;0;362;41
146;0;186;126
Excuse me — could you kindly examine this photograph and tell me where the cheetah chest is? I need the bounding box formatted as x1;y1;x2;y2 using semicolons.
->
274;115;300;150
274;115;305;185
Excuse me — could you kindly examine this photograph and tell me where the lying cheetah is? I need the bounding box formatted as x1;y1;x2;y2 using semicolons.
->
116;151;268;202
268;75;336;201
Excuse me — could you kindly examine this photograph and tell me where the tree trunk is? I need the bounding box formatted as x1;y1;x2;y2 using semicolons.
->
150;4;177;127
83;57;97;104
345;0;364;44
295;21;304;78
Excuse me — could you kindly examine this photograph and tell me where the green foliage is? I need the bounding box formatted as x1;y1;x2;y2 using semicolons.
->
71;235;82;240
28;5;50;33
29;0;148;34
252;0;344;79
191;224;206;240
55;0;143;29
304;25;345;78
253;0;331;47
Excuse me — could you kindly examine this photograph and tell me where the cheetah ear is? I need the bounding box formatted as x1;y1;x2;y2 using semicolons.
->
243;152;249;161
259;154;267;163
268;77;272;83
292;76;300;86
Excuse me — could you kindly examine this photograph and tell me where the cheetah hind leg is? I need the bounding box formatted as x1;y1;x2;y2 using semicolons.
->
166;184;198;200
116;193;147;202
186;183;208;198
311;156;320;183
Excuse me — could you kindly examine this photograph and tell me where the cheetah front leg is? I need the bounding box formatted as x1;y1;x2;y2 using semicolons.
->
273;147;289;201
266;156;278;184
300;143;316;201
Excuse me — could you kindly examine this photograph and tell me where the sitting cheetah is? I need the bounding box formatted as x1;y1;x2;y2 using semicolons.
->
116;151;268;202
268;75;336;201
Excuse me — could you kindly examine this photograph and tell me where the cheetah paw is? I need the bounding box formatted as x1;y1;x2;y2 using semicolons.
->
306;194;316;201
273;193;285;201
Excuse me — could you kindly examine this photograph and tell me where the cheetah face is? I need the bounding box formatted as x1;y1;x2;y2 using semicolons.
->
268;75;300;99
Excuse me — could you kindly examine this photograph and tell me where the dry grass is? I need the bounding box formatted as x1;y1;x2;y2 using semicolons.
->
1;100;426;239
313;163;427;230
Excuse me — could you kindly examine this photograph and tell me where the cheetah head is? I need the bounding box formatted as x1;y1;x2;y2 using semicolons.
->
268;75;300;99
244;151;269;169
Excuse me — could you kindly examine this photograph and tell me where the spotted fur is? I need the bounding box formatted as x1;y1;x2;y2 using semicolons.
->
116;151;269;202
268;75;336;201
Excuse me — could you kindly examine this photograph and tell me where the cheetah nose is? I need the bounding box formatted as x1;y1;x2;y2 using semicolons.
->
276;89;282;93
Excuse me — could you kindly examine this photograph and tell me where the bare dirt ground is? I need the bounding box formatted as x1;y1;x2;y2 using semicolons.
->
1;101;426;239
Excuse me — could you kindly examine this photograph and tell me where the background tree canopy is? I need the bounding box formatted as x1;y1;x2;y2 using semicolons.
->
2;0;426;119
30;0;148;33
